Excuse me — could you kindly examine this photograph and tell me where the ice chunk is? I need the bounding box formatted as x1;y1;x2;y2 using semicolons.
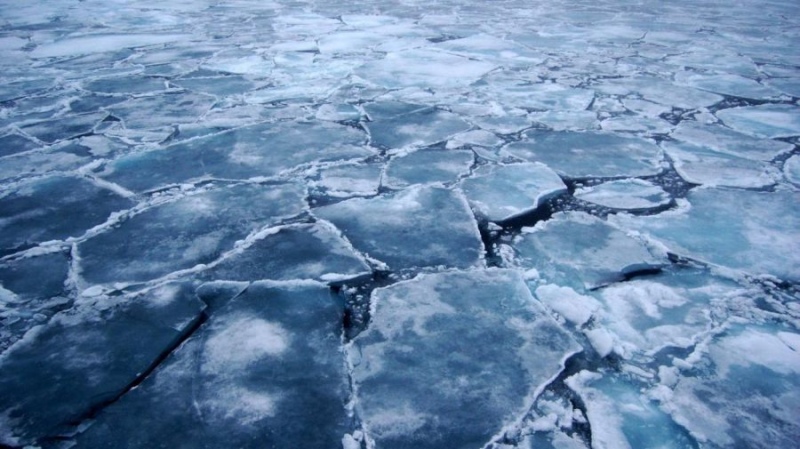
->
0;134;39;158
663;141;779;188
356;48;496;88
29;34;190;59
505;131;662;178
566;371;694;449
0;282;206;446
0;176;134;254
662;325;800;448
101;121;371;192
384;149;474;188
599;115;672;134
534;285;601;327
349;269;579;449
766;77;800;97
205;222;370;283
78;183;306;284
0;143;91;183
446;129;503;149
675;72;782;100
515;212;666;290
461;162;567;222
171;75;255;96
20;112;107;144
716;104;800;138
84;76;167;95
594;76;723;110
364;102;470;150
313;163;382;197
612;188;800;281
74;283;350;449
530;110;599;131
314;186;482;270
315;103;362;122
575;179;671;210
433;33;544;66
784;154;800;186
108;92;216;129
670;120;793;161
478;83;595;111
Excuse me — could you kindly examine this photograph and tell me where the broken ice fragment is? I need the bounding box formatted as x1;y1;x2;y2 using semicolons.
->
715;103;800;138
505;131;662;178
0;176;135;254
314;163;382;197
611;188;800;282
383;149;474;188
205;222;370;283
20;112;107;144
349;269;579;449
670;120;793;161
461;162;567;222
0;134;39;158
514;212;666;290
364;102;470;150
663;141;779;188
108;92;215;129
784;154;800;186
356;48;496;88
574;179;671;211
78;183;306;284
0;282;206;446
675;72;782;100
314;185;482;270
75;282;351;449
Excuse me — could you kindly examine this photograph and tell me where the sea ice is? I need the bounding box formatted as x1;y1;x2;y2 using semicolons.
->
675;72;782;100
715;103;800;138
784;154;800;186
349;269;579;449
612;188;800;282
74;282;351;449
77;183;306;284
0;282;206;446
205;222;370;284
364;102;471;150
383;149;474;188
0;176;134;254
20;112;107;144
514;212;666;290
505;131;662;178
313;185;483;270
0;134;39;158
313;163;382;197
663;141;779;188
574;179;671;211
669;120;793;161
29;34;190;59
108;92;216;130
461;162;567;222
355;48;496;88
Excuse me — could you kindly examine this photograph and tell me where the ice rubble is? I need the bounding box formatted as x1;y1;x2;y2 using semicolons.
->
349;270;580;449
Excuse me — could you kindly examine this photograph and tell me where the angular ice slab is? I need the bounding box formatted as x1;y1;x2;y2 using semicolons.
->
108;92;216;130
514;213;666;290
566;371;694;449
594;76;723;110
784;154;800;186
101;121;371;192
661;324;800;449
670;120;793;161
675;72;782;100
0;282;205;446
78;183;306;284
0;176;134;254
505;131;662;178
612;188;800;282
29;33;190;59
0;144;90;183
314;186;482;270
364;102;470;150
384;149;474;188
574;179;671;211
461;162;567;222
313;163;382;197
0;134;39;158
716;104;800;138
205;222;370;283
20;112;107;144
356;48;496;88
663;141;779;188
75;282;351;449
349;270;579;449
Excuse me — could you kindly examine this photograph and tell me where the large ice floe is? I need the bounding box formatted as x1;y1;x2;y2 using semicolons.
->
0;0;798;448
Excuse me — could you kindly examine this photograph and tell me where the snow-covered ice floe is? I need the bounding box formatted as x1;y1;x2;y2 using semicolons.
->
0;0;798;447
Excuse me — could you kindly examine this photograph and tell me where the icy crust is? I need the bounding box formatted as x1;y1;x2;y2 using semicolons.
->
101;121;371;192
515;212;667;291
75;282;352;449
363;102;471;150
663;141;780;188
715;104;800;139
348;269;580;449
313;185;483;271
504;131;662;178
0;282;206;446
669;120;794;162
0;176;135;254
383;149;474;189
574;179;671;211
78;183;307;284
611;188;800;282
204;222;370;284
460;162;567;222
658;324;800;449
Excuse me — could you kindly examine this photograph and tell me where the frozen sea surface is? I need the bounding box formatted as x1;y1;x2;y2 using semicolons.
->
0;0;798;448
